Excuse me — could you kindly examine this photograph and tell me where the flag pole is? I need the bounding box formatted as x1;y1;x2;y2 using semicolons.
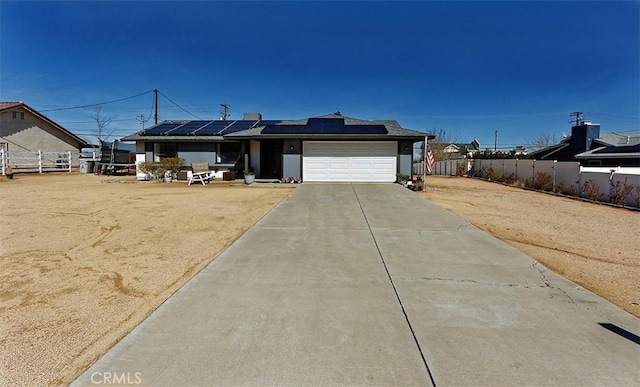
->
423;135;427;187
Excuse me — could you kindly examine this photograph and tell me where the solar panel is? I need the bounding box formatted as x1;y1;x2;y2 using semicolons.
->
142;122;183;135
195;121;234;136
168;121;213;135
218;120;258;135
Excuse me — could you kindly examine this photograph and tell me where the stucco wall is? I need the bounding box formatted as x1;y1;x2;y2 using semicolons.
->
177;142;216;165
0;106;84;152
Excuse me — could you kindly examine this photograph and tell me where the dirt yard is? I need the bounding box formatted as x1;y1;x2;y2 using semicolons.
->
1;174;638;386
0;173;294;386
421;176;639;319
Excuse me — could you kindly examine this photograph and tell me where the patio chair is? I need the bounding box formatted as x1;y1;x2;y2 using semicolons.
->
187;162;214;185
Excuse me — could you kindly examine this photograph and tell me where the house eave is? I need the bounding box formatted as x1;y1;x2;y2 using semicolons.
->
227;134;430;141
575;152;640;159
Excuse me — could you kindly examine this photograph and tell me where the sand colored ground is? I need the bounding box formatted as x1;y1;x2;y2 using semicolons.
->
1;174;638;386
0;173;294;386
421;176;639;319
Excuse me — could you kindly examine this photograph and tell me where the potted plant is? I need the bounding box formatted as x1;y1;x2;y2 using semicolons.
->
5;166;14;180
243;169;256;185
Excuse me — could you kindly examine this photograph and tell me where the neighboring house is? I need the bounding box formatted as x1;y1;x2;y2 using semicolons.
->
528;122;639;167
122;112;433;182
442;139;481;158
0;101;89;153
512;145;528;156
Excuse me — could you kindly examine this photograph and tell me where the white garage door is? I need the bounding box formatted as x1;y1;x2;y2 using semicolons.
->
303;141;397;182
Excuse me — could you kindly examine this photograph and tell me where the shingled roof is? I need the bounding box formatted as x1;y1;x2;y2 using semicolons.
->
123;112;432;142
0;101;90;147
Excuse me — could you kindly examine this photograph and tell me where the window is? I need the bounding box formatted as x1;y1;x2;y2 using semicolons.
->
216;142;241;164
12;111;16;119
20;112;24;120
13;111;24;119
153;143;178;161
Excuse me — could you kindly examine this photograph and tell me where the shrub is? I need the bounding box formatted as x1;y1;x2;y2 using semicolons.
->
455;162;467;177
581;180;603;202
500;173;515;185
396;173;410;183
630;186;640;207
137;161;168;181
530;172;553;191
487;168;501;181
610;178;634;206
161;157;186;178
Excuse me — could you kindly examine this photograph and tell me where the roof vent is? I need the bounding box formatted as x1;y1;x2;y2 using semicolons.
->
334;110;342;116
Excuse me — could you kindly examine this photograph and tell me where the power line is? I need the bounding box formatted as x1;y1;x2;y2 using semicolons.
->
157;90;201;120
396;111;569;119
40;90;154;112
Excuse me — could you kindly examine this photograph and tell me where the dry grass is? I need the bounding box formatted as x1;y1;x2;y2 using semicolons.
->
0;173;294;386
422;176;640;318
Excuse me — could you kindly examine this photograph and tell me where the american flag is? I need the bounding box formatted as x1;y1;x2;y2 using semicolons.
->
425;147;435;174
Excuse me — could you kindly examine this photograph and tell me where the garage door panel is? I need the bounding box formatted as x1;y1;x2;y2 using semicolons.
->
303;141;397;182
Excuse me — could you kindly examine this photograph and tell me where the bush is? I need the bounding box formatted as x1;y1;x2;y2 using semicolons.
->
487;168;501;181
137;161;166;181
455;162;467;177
529;172;553;191
396;173;410;183
631;186;640;208
610;178;634;206
161;157;186;178
581;180;603;202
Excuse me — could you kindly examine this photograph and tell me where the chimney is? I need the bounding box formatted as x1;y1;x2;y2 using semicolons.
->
243;113;262;121
570;122;600;154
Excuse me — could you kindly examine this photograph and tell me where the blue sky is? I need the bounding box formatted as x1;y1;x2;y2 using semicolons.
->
1;1;638;149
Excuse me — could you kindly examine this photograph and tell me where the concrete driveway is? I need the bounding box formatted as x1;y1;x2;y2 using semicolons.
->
73;184;639;386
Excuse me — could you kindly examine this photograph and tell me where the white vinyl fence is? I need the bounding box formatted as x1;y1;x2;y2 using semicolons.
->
413;158;639;207
1;149;80;174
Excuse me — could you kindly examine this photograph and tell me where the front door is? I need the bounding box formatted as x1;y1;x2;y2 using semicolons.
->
260;140;283;179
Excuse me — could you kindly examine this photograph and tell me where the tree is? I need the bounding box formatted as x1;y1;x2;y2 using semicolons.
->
423;128;462;161
526;133;559;152
92;106;114;162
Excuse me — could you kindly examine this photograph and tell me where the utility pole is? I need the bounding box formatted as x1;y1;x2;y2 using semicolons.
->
220;103;229;120
154;89;158;125
136;114;150;130
569;111;584;126
494;130;498;152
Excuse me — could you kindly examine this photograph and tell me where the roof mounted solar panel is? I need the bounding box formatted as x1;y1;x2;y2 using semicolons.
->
306;117;345;132
194;121;234;136
254;120;282;127
168;121;212;135
142;122;183;136
218;120;258;135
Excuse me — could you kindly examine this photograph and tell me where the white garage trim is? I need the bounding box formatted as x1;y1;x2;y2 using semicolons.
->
303;141;397;182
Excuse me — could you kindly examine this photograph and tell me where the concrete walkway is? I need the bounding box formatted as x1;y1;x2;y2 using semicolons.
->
73;184;639;386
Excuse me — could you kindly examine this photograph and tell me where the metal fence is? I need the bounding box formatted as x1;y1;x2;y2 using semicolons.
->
1;149;80;174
